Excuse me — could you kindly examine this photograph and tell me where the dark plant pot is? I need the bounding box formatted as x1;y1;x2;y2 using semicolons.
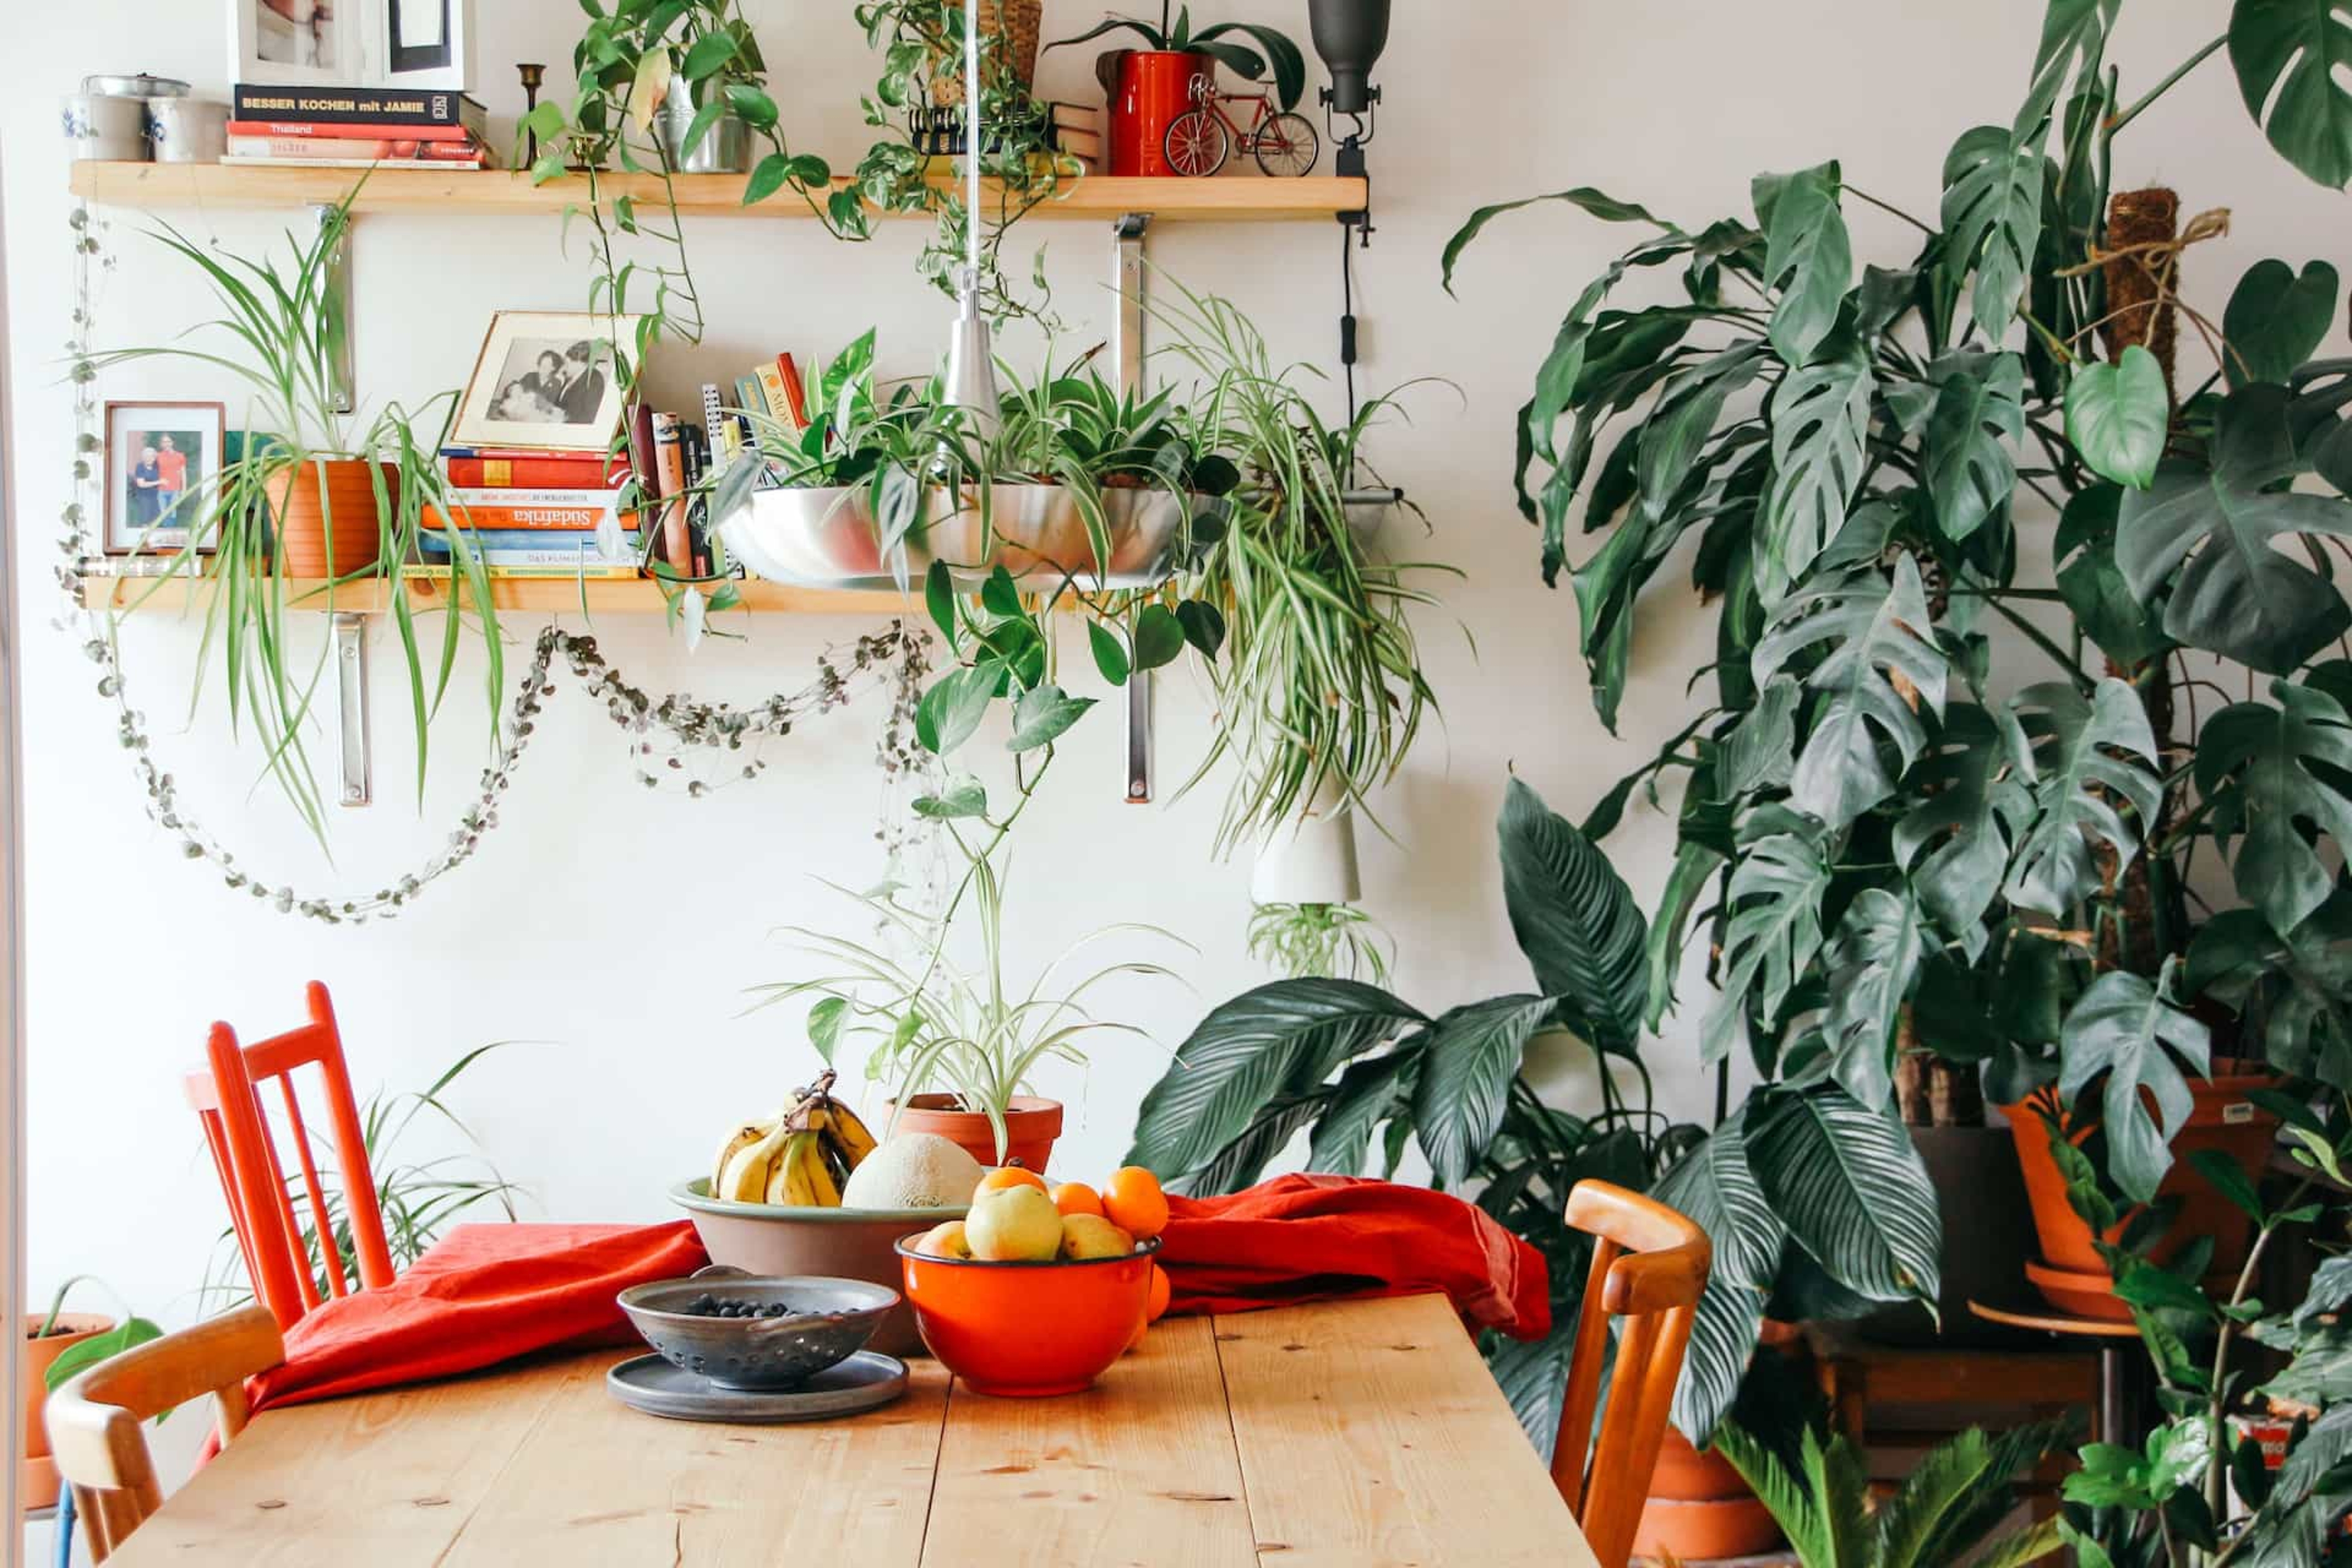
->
1858;1123;2041;1348
1109;50;1213;176
2003;1072;2281;1320
266;458;391;579
887;1094;1063;1172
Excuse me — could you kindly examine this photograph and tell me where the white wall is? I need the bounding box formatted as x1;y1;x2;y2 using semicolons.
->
6;0;2339;1389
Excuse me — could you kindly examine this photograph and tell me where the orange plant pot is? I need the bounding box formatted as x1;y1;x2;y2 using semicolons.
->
888;1094;1063;1174
1632;1494;1784;1562
266;458;393;578
19;1313;113;1512
897;1235;1156;1396
2002;1072;2281;1317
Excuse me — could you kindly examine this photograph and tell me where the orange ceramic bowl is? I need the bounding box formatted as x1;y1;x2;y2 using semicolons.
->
895;1234;1161;1396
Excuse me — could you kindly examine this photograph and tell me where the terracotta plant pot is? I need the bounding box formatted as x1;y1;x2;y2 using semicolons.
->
20;1313;114;1512
1107;50;1213;176
266;458;393;578
1629;1326;1796;1561
1859;1123;2041;1348
2003;1072;2281;1319
888;1094;1064;1173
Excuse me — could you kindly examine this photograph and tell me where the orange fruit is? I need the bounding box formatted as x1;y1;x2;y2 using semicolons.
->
1146;1262;1171;1323
975;1166;1048;1199
1051;1181;1104;1218
1102;1166;1169;1240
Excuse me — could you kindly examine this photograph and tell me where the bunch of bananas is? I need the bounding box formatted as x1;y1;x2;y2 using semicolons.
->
710;1070;880;1207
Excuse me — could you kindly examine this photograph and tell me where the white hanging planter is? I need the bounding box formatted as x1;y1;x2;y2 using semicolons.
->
1250;777;1362;906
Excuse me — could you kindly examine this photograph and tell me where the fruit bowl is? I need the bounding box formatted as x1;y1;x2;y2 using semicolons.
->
895;1235;1162;1396
617;1265;900;1390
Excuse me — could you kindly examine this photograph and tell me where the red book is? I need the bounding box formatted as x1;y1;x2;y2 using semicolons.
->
226;119;475;141
777;353;811;429
443;455;627;488
424;504;641;532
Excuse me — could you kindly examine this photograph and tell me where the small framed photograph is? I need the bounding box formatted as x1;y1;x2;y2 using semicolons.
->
230;0;360;88
104;402;227;557
452;312;644;454
379;0;475;91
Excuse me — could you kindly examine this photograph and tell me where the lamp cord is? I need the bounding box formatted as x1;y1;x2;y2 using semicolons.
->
1340;219;1358;428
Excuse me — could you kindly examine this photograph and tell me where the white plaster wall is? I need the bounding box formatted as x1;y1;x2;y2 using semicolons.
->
5;4;2340;1478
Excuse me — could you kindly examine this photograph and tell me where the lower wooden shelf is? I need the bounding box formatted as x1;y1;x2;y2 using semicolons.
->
76;573;910;617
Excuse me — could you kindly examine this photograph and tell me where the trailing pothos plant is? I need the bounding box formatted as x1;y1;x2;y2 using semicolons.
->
1441;0;2352;1441
1122;777;1942;1452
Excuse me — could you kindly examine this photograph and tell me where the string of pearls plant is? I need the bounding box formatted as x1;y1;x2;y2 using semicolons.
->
56;200;935;925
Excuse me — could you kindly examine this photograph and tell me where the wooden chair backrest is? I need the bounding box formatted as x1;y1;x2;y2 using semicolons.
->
183;981;393;1329
1551;1179;1713;1568
45;1305;285;1562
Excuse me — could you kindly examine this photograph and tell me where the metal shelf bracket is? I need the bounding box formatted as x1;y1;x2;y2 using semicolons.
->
333;611;371;807
1114;212;1153;804
309;202;356;415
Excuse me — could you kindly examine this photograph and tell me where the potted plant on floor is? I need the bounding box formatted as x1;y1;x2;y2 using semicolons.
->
1046;7;1305;177
18;1280;157;1512
1442;0;2352;1331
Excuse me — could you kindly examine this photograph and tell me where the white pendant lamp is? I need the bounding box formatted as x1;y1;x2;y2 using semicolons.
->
937;0;999;443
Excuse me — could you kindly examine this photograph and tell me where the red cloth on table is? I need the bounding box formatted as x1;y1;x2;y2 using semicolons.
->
1158;1173;1551;1341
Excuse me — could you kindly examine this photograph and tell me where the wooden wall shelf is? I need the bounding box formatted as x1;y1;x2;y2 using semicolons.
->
77;574;910;617
68;160;1367;224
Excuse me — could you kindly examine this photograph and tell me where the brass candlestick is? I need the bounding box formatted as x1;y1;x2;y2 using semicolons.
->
518;62;546;164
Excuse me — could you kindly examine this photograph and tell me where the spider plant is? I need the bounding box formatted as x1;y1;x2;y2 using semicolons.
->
751;853;1189;1158
1245;900;1393;984
200;1044;526;1308
86;196;504;846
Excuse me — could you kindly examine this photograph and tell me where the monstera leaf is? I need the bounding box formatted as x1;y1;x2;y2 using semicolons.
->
2188;894;2352;1090
2059;960;2213;1203
1923;350;2027;538
1940;124;2044;333
1752;553;1949;831
2054;483;2173;665
1757;339;1874;599
1703;825;1833;1066
2230;0;2352;189
1125;980;1425;1180
1895;703;2034;951
1497;778;1649;1054
2065;345;2168;488
2196;679;2352;936
2117;382;2352;673
2000;679;2163;916
2223;258;2342;386
1754;162;1852;366
1748;1087;1942;1306
1821;889;1930;1110
1654;1108;1786;1442
2015;0;2122;139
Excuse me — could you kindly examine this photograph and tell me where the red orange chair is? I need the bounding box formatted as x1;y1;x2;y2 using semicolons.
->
184;982;393;1329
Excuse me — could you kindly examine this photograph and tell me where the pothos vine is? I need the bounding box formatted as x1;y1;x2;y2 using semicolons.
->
58;200;935;924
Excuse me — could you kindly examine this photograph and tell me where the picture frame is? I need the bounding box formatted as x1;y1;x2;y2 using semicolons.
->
104;402;227;557
451;312;645;455
228;0;475;91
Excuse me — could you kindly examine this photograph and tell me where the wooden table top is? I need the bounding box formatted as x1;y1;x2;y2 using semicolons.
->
108;1292;1588;1567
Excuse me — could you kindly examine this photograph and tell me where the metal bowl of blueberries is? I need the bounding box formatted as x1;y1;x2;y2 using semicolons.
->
617;1264;900;1390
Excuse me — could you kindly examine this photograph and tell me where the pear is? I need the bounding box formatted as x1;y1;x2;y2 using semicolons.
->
964;1185;1063;1262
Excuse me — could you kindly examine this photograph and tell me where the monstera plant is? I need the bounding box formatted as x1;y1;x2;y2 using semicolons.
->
1440;0;2352;1506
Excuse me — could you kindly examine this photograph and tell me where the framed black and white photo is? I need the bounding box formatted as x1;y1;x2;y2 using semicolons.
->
104;402;225;557
452;312;644;454
228;0;475;91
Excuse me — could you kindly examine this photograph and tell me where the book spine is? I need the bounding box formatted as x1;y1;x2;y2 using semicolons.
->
682;425;712;578
444;486;625;509
221;156;486;170
399;563;641;579
777;353;810;429
225;135;481;161
422;528;643;550
225;119;475;141
427;504;635;530
651;412;692;574
233;85;486;131
753;361;794;428
423;549;641;568
443;456;625;488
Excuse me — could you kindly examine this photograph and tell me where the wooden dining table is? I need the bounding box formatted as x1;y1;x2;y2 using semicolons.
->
106;1291;1590;1566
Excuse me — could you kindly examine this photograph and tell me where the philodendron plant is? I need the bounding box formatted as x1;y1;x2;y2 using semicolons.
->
1441;0;2352;1485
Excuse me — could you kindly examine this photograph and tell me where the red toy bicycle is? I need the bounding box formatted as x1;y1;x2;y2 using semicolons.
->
1163;72;1319;178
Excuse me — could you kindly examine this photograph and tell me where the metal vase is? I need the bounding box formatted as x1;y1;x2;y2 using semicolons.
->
720;483;1188;590
657;93;749;174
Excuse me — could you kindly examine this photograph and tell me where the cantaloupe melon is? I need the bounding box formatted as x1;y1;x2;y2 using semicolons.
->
840;1132;984;1210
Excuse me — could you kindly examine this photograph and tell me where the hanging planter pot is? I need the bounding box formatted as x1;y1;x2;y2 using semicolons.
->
721;481;1191;589
1250;777;1362;907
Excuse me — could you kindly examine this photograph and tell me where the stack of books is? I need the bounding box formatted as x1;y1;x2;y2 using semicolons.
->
423;447;639;578
225;83;497;170
1050;102;1103;171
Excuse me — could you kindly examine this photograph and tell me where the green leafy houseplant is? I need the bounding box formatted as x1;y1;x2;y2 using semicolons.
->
1245;900;1393;984
89;200;505;845
1442;0;2352;1448
29;1278;162;1398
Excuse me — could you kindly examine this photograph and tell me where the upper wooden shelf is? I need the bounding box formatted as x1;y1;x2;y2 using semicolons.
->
78;573;909;617
68;160;1366;223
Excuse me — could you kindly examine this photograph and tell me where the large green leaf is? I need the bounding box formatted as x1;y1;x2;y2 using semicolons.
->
2230;0;2352;189
1125;980;1425;1179
2000;679;2163;916
1752;553;1948;831
1497;777;1649;1054
2187;894;2352;1090
1487;1321;1580;1461
1753;163;1852;366
1923;351;2027;539
1894;703;2034;950
1757;339;1874;600
2196;679;2352;935
1653;1110;1785;1290
1719;678;1799;799
1713;1424;1830;1567
1822;889;1929;1111
2015;0;2122;139
2054;483;2174;664
2066;345;2169;489
1412;995;1559;1187
1303;1046;1422;1176
2058;961;2213;1203
1749;1088;1941;1305
1645;840;1725;1030
2224;258;2342;386
2117;382;2352;673
1674;1270;1769;1445
1940;124;2044;334
1702;828;1832;1066
1439;186;1672;297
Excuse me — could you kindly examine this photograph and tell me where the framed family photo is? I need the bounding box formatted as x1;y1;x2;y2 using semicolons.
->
104;402;226;556
230;0;475;91
452;312;643;454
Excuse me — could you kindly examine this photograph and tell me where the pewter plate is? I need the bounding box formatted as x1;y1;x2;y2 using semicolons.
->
606;1350;909;1423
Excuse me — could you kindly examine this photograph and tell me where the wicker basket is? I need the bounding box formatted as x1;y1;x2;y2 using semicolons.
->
930;0;1043;105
